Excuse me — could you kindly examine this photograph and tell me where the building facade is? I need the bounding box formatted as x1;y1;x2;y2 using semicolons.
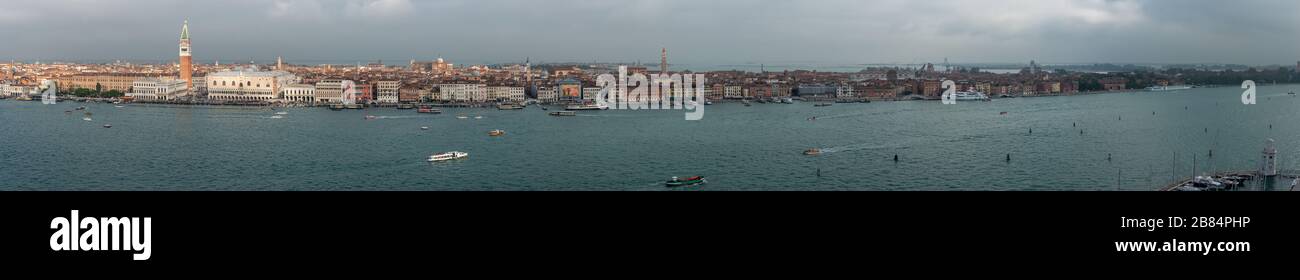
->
281;84;316;103
130;78;188;101
58;74;144;93
437;84;487;103
486;86;525;102
206;69;297;102
376;81;400;104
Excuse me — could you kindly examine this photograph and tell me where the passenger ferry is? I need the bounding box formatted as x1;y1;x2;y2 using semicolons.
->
417;105;441;114
954;91;990;101
565;103;609;110
1145;85;1194;92
427;151;469;162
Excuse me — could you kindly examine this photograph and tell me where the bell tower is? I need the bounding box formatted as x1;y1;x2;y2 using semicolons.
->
179;20;193;89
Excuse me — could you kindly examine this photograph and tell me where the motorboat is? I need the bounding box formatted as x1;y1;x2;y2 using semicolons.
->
497;104;524;110
549;111;577;117
457;114;469;119
270;115;284;119
803;148;822;156
488;129;505;137
82;117;92;121
474;116;483;119
814;103;833;107
365;115;378;120
275;111;288;115
428;151;469;162
420;126;430;130
666;176;706;187
102;124;112;128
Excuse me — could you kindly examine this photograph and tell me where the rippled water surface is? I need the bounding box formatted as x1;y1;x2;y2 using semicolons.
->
4;85;1300;190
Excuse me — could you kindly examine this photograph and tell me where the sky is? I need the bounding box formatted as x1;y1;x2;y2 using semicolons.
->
1;0;1297;65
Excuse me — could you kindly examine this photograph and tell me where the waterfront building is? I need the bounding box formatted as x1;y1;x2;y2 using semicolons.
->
281;83;316;103
487;86;525;102
314;79;353;104
796;84;838;98
58;74;145;92
582;87;602;101
179;20;193;90
437;84;486;102
376;81;400;104
1099;77;1127;91
724;85;746;99
536;86;557;103
129;77;187;101
207;68;297;102
355;83;374;103
836;85;858;99
398;87;422;103
192;76;207;97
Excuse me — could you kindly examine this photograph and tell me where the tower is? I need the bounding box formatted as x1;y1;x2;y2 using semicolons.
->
277;56;283;70
178;20;193;90
660;48;668;74
1261;139;1278;177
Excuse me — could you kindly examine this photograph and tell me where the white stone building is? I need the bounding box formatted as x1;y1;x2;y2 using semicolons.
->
206;69;297;102
281;84;316;103
536;87;557;103
314;79;353;104
437;84;486;102
130;77;188;101
376;81;400;104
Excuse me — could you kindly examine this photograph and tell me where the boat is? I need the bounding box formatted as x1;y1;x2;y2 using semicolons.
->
365;115;378;120
474;116;483;119
549;111;577;117
328;104;345;111
417;106;441;114
1146;85;1194;92
565;103;609;110
954;91;990;101
114;105;125;108
497;104;524;110
1290;91;1296;95
814;103;833;107
1000;111;1009;115
427;151;469;162
270;115;284;119
704;101;713;106
102;124;112;128
75;106;86;110
803;148;822;156
488;129;505;136
82;117;92;121
420;126;429;130
456;114;469;119
275;111;288;115
781;97;794;104
665;176;706;187
541;106;549;111
397;104;416;109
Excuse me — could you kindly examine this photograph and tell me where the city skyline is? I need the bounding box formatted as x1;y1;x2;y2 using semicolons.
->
1;0;1299;65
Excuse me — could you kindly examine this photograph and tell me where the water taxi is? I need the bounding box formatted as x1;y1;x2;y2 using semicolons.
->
428;151;469;162
270;115;284;119
83;117;93;121
497;104;524;110
549;111;577;117
421;126;429;130
103;124;112;128
397;104;416;109
803;148;822;156
365;115;378;120
814;103;833;107
456;114;469;119
275;111;289;115
666;176;706;187
489;129;505;136
474;115;483;119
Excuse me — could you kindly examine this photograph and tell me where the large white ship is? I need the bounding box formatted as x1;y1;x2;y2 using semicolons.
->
1145;85;1194;92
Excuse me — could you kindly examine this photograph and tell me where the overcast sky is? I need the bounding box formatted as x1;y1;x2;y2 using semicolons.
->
1;0;1297;65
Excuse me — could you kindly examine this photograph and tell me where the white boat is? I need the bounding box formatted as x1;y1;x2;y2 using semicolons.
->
474;116;483;119
275;111;288;115
420;126;429;130
114;105;125;108
270;115;284;119
456;114;469;119
565;103;609;110
82;117;92;121
954;91;990;101
1146;85;1194;92
427;151;469;162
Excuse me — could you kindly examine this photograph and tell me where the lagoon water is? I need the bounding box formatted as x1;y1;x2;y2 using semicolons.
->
3;85;1300;191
